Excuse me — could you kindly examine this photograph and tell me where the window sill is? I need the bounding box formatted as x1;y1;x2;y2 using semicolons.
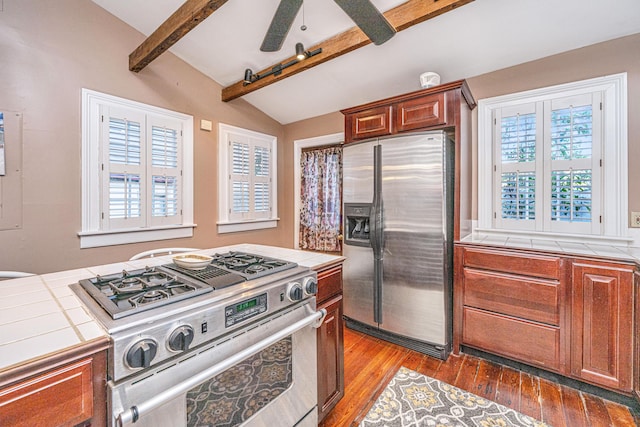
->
217;218;279;234
78;224;196;248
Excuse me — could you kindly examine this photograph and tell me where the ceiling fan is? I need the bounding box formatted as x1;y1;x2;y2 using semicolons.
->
260;0;396;52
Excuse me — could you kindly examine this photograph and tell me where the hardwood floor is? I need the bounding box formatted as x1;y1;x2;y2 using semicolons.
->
319;326;640;427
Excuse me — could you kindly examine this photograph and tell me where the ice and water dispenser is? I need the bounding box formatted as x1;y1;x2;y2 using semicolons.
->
344;203;372;247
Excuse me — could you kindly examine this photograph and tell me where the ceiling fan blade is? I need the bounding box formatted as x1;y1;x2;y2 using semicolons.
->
334;0;396;46
260;0;304;52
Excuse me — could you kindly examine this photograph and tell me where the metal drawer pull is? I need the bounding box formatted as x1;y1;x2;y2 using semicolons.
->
116;307;327;426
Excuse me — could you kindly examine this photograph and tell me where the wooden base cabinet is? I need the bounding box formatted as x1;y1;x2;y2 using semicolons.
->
0;340;108;427
571;260;634;392
315;263;345;422
454;246;567;373
454;244;637;395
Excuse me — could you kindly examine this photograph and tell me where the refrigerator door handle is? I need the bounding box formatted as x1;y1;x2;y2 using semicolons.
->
371;144;384;324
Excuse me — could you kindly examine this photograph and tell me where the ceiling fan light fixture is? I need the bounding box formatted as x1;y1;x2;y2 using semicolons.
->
296;42;306;60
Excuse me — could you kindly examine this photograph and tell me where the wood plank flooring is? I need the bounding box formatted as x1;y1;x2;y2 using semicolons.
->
319;327;640;427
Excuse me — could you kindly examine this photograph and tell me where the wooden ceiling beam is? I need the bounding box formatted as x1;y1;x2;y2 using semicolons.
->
221;0;474;102
129;0;229;73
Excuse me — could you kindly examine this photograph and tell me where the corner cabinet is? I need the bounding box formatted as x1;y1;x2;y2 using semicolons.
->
454;244;637;395
341;80;476;241
315;262;345;423
0;338;108;427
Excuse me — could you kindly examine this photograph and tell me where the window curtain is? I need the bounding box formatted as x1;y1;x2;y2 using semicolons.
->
299;145;342;252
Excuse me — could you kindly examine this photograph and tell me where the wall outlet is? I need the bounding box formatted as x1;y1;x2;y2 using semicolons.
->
631;212;640;228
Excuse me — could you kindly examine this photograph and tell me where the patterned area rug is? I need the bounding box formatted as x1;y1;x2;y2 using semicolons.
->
360;366;551;427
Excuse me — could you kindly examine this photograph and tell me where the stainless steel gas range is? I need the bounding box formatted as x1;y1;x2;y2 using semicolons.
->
71;251;324;427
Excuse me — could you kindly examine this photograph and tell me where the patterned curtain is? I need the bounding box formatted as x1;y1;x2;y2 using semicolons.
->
299;145;342;252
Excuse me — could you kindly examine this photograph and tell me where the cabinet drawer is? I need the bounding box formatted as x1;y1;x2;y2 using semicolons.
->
396;93;446;131
0;358;93;427
463;247;561;279
463;268;559;325
347;106;393;141
463;307;560;371
316;265;343;304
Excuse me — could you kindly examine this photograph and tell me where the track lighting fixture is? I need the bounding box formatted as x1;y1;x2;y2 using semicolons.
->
242;43;322;86
296;42;306;61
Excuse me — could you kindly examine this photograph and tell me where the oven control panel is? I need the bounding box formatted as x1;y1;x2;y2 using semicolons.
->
224;293;267;327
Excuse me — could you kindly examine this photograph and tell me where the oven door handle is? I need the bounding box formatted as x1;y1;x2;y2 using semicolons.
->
115;306;327;426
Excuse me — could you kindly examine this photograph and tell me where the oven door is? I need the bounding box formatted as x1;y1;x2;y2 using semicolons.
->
110;301;325;427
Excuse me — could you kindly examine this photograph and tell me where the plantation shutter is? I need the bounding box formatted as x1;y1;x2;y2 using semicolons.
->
148;115;183;227
491;93;602;235
102;106;146;230
228;135;272;221
253;143;271;219
229;137;250;221
545;93;602;234
493;102;543;231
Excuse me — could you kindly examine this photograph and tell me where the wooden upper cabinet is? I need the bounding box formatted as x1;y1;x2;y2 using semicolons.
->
346;106;393;142
396;92;446;132
571;260;634;392
341;80;476;144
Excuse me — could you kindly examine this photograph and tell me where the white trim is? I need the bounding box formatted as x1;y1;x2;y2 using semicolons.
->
293;132;344;249
217;123;278;234
477;73;628;242
217;219;279;234
80;89;194;247
79;224;195;249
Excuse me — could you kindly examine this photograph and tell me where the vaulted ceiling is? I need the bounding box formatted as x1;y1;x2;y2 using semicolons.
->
92;0;640;124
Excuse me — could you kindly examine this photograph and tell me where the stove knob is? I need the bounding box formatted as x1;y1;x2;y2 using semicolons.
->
126;339;158;369
287;282;303;302
302;276;318;296
168;325;195;352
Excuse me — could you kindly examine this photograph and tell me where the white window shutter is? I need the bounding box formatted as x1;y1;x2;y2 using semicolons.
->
101;105;146;230
148;115;183;227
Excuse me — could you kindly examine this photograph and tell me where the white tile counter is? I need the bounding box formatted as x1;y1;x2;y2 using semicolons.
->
0;245;344;374
460;234;640;264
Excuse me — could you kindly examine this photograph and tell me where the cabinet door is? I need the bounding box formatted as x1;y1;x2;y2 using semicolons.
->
571;261;634;392
395;92;446;132
0;358;94;427
345;106;393;142
317;295;344;422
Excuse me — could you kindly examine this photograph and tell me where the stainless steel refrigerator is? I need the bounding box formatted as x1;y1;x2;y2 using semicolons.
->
342;131;454;359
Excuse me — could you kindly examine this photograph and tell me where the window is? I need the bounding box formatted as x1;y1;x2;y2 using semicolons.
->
218;124;277;233
477;73;628;243
80;89;194;248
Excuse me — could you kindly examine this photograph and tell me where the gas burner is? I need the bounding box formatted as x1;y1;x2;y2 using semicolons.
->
110;277;146;294
129;289;170;306
245;264;269;274
207;251;295;278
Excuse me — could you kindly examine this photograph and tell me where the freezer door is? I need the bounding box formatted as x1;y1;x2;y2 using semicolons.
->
379;132;450;346
342;141;376;326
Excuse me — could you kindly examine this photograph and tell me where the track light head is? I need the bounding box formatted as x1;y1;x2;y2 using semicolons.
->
243;68;253;85
295;42;306;61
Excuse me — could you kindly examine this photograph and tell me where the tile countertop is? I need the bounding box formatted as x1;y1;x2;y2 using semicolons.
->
0;244;344;375
460;234;640;264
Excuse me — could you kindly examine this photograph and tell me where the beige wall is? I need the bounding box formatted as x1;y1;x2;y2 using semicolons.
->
0;0;292;273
